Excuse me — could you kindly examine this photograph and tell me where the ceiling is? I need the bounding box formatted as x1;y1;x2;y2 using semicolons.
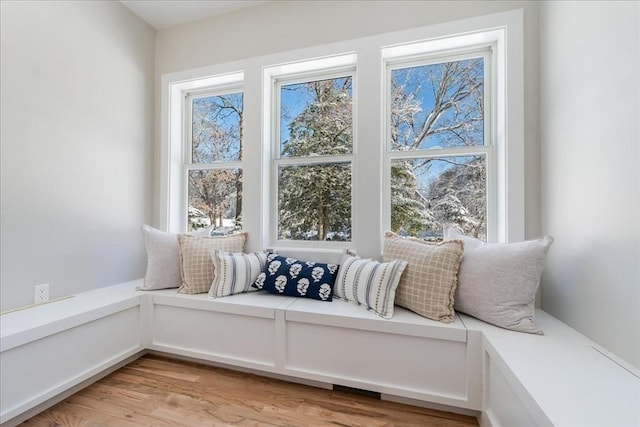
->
120;1;270;30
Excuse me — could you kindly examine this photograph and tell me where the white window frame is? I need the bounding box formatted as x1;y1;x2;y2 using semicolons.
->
184;87;244;231
268;62;357;248
161;71;244;233
160;10;524;257
383;45;496;241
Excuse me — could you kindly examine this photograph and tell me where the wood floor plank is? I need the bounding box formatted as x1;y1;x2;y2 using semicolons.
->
21;355;479;426
127;366;201;383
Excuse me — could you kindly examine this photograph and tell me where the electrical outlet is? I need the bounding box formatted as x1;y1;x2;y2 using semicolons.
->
34;284;49;305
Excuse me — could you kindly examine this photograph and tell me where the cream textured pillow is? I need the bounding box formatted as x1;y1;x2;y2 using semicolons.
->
209;250;267;298
138;224;219;291
383;231;464;323
443;225;553;334
334;252;407;319
139;225;182;291
178;232;247;294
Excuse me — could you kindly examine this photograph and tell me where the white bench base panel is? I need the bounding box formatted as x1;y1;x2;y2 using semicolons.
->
2;280;639;427
147;288;482;411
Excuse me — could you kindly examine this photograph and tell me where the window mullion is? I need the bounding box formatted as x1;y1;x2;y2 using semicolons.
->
275;155;353;167
387;146;489;160
186;161;243;171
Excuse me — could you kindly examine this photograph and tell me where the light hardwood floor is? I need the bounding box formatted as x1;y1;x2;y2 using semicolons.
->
22;354;479;426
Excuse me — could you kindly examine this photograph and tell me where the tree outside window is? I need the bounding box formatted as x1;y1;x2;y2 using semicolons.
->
277;76;353;241
389;56;487;240
188;92;243;233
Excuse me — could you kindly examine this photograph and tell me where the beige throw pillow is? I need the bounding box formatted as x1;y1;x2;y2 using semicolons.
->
383;231;464;323
178;232;247;294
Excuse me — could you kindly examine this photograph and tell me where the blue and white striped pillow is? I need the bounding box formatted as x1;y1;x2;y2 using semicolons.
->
333;253;408;319
208;250;268;298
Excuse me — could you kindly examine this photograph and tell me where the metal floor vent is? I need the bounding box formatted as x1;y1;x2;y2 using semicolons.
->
333;384;381;399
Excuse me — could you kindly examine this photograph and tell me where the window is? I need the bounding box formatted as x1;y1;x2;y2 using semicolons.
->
385;51;492;241
161;11;524;255
186;90;243;233
274;73;354;242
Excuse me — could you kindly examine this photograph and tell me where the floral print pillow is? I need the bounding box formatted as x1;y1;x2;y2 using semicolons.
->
252;253;338;301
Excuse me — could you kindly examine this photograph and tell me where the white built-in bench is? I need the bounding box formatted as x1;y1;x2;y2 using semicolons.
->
0;282;144;425
148;285;482;412
1;280;639;427
461;313;640;427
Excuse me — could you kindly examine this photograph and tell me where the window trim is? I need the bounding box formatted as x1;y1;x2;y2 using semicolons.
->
160;10;524;257
270;66;357;247
184;87;244;231
161;70;245;233
382;45;495;241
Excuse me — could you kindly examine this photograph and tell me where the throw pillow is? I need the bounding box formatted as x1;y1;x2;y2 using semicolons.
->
443;225;554;334
138;224;222;291
177;232;247;294
208;250;268;298
252;253;338;301
333;252;408;319
383;231;464;323
139;224;182;291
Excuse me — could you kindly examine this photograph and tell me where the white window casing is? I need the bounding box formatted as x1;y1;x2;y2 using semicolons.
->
265;57;357;249
159;10;524;259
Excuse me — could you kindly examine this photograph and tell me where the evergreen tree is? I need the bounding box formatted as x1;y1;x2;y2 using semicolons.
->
278;78;352;241
427;157;486;239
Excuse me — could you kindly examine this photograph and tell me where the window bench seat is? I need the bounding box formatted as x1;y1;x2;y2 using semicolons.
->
461;313;640;426
147;286;482;412
1;280;639;426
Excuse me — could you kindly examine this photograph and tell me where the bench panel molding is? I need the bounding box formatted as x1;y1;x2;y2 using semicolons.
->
1;305;143;424
3;280;639;427
147;291;482;411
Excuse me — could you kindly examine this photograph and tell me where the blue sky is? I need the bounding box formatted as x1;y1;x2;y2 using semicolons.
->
391;57;484;150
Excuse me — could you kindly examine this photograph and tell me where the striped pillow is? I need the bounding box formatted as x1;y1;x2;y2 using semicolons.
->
333;253;408;319
209;251;268;298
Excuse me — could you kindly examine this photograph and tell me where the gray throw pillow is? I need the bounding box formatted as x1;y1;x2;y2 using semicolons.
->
139;224;216;291
443;225;553;334
139;225;182;290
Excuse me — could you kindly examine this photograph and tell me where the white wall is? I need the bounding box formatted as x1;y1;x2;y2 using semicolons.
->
539;1;640;369
0;1;155;311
